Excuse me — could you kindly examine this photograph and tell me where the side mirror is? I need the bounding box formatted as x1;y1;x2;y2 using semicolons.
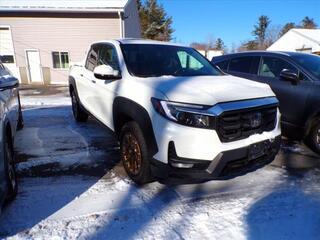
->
93;65;121;80
0;76;19;90
280;69;299;85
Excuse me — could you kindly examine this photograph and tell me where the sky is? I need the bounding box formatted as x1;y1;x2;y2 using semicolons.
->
157;0;320;50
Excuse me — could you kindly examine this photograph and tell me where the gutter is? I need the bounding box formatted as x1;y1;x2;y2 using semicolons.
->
0;7;125;13
118;11;125;38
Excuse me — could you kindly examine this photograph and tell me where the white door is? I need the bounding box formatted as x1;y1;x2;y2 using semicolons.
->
26;50;42;83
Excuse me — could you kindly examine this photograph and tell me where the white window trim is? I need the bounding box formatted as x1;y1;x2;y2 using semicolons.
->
0;25;16;63
52;51;70;70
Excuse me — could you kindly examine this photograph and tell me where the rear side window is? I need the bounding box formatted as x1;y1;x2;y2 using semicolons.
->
216;60;229;71
259;57;298;78
85;45;99;71
229;56;260;74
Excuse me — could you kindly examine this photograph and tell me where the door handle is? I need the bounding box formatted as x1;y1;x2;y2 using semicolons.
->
80;74;83;77
91;80;96;84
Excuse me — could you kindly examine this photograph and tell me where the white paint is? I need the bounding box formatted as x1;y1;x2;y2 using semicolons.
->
26;49;43;83
70;40;280;166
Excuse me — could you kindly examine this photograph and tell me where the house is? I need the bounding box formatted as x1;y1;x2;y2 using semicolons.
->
267;28;320;55
0;0;141;85
195;48;223;60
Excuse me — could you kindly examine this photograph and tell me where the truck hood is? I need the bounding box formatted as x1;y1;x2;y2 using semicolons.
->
136;75;275;106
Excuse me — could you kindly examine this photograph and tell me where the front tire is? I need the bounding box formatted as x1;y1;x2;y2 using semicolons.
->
4;133;18;203
306;121;320;154
120;122;153;185
71;90;88;122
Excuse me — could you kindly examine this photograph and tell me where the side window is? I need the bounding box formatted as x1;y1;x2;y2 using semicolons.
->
259;57;298;78
85;45;99;71
216;60;229;71
229;56;260;74
98;45;120;71
177;51;204;70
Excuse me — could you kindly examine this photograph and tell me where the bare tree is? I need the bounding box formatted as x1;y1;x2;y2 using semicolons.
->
265;25;282;48
238;40;259;52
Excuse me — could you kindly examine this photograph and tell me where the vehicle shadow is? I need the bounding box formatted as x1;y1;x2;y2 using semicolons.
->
245;178;320;240
0;105;121;237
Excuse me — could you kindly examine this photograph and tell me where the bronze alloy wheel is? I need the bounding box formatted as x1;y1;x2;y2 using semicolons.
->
121;132;142;176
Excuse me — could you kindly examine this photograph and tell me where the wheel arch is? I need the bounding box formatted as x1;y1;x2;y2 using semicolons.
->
113;97;158;157
305;110;320;138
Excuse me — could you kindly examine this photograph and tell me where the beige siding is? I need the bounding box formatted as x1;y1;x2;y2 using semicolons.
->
124;0;141;38
0;17;121;84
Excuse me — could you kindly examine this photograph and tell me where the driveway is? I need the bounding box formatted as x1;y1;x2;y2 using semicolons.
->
0;86;319;240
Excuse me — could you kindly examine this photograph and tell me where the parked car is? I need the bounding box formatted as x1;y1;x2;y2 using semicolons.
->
0;60;23;210
69;39;281;184
212;51;320;154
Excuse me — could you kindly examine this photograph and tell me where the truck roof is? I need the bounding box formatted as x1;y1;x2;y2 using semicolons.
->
92;38;187;47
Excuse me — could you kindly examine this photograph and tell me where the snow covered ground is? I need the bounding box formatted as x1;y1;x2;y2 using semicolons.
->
0;86;320;240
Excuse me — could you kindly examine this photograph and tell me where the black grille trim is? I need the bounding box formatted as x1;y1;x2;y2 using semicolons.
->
216;104;278;142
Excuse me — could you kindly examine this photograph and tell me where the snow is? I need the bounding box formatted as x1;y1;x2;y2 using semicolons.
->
1;168;320;240
1;87;320;239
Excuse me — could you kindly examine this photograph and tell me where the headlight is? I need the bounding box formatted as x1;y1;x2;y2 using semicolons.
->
151;98;215;129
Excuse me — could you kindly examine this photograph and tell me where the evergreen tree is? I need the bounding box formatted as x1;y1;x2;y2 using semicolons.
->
214;38;226;51
137;0;174;41
280;22;296;36
252;15;271;49
301;16;317;29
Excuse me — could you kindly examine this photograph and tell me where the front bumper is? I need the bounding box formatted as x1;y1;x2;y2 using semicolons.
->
150;136;281;182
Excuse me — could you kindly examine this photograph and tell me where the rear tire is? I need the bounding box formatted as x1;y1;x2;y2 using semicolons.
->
306;120;320;154
120;121;153;185
71;90;88;122
4;133;18;204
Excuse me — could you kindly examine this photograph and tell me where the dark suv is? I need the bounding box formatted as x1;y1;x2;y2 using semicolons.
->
212;51;320;154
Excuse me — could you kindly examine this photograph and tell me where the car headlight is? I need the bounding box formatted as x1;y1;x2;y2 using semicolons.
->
151;98;215;129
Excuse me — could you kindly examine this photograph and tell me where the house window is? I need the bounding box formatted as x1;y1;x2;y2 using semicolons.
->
52;52;69;69
0;55;14;63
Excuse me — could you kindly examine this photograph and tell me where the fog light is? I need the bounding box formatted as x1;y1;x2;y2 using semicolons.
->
171;163;194;168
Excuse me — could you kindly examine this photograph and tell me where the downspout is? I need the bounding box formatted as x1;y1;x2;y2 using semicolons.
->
118;11;125;38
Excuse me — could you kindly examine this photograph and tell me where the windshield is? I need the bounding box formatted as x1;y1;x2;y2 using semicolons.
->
291;54;320;80
120;44;222;78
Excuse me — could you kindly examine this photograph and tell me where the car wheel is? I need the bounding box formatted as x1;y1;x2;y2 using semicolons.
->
120;121;153;185
306;121;320;154
4;134;18;203
71;90;88;122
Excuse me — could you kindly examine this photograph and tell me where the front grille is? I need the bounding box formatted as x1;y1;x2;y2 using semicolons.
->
216;104;277;142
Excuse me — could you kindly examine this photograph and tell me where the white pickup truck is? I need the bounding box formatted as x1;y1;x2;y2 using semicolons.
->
69;39;281;184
